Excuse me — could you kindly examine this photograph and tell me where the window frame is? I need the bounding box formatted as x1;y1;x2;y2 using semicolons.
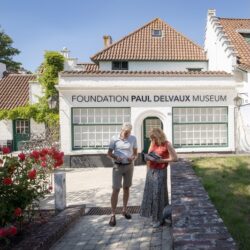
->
152;29;162;37
187;68;203;72
240;33;250;45
112;61;128;70
172;106;228;148
71;107;131;150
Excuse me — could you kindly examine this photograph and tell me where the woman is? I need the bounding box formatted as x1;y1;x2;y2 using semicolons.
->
140;128;178;228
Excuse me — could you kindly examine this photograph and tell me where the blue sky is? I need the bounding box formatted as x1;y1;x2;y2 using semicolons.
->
0;0;249;72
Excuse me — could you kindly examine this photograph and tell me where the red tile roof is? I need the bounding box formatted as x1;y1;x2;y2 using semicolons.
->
77;63;99;71
91;18;206;62
0;74;36;110
219;18;250;70
61;70;231;77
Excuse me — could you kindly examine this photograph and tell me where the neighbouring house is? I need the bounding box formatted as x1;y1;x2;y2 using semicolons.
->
0;64;45;151
205;9;250;152
57;16;238;167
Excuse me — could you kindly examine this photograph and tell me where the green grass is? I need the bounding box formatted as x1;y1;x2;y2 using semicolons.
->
192;156;250;250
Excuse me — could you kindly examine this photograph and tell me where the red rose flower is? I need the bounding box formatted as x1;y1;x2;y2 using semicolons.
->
7;226;17;236
28;169;37;180
48;185;53;191
3;177;13;185
18;152;26;161
52;151;61;160
54;159;64;168
48;147;56;155
14;207;22;217
40;148;48;157
41;156;47;162
0;228;7;237
2;147;10;154
30;150;40;160
41;161;47;168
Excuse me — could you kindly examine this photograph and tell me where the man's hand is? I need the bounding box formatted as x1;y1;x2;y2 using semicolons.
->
116;156;123;162
128;155;136;162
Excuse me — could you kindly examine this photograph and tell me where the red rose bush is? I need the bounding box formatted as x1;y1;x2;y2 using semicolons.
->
0;146;64;244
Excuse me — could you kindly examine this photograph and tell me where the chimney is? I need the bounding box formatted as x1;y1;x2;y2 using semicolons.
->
103;35;112;48
61;47;70;59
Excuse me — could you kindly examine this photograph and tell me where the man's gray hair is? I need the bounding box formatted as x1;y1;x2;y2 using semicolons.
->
121;122;132;131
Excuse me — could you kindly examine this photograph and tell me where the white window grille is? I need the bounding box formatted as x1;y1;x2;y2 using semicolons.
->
72;108;130;149
173;107;228;147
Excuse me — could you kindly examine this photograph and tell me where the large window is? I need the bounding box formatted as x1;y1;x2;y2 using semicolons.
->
173;107;228;148
72;108;130;149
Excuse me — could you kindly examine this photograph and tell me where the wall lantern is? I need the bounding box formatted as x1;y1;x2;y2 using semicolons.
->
48;96;57;109
234;95;243;108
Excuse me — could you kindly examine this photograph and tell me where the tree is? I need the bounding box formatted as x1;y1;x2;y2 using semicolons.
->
39;51;64;111
0;27;21;72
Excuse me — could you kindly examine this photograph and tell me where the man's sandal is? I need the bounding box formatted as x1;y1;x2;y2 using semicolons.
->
109;215;116;227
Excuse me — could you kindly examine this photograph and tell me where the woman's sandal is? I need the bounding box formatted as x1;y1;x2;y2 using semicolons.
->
122;211;132;220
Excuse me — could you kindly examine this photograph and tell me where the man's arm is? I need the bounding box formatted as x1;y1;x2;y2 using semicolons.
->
133;147;138;160
107;148;118;161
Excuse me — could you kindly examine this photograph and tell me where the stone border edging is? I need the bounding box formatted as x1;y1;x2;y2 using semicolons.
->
14;205;85;250
171;161;237;250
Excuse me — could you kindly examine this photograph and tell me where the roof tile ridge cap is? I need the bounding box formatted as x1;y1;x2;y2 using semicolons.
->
90;17;162;61
164;22;205;53
219;17;250;21
78;62;97;65
6;73;35;76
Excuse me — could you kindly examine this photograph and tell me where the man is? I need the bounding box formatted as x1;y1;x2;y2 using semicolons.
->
107;122;138;227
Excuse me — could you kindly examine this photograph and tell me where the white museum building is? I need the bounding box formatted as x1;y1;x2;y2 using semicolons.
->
0;10;249;167
57;10;250;166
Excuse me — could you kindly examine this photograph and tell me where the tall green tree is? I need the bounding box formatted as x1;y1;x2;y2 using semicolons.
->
0;27;21;72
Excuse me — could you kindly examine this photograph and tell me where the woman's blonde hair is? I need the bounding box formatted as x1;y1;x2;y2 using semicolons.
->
149;128;167;146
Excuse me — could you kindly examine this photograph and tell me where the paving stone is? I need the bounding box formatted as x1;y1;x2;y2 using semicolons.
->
27;161;240;250
83;244;96;250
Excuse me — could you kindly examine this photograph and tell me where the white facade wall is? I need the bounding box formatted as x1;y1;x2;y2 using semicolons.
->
0;120;13;141
29;81;43;104
205;11;237;73
238;106;250;152
59;76;236;90
59;93;72;154
205;10;250;152
99;61;208;71
64;58;83;71
58;75;237;155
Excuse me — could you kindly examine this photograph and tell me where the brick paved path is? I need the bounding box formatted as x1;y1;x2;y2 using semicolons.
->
50;214;172;250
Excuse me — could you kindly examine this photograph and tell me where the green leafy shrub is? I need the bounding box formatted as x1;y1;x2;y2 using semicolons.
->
0;146;64;245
